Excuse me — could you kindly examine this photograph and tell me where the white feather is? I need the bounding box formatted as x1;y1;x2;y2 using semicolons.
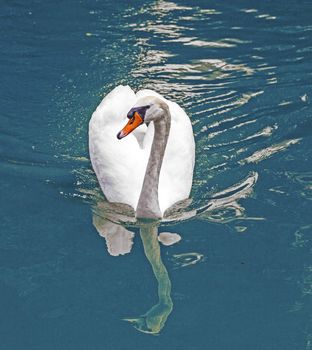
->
89;85;195;216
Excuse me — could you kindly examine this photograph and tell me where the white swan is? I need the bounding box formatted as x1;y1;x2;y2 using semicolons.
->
89;85;195;219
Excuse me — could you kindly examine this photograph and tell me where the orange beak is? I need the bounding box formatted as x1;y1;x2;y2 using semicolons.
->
117;112;144;139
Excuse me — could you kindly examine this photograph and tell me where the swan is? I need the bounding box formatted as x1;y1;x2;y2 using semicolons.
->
89;85;195;219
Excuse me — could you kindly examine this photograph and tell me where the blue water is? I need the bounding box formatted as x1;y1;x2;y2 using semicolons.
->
1;0;312;349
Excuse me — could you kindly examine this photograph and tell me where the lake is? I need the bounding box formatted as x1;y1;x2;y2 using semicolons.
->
1;0;311;349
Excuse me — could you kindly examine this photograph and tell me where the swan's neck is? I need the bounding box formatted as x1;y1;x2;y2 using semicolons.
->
136;108;171;219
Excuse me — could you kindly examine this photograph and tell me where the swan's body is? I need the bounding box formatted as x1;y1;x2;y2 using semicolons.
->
89;85;195;218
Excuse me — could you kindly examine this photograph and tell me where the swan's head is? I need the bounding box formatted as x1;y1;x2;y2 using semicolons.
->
117;96;168;139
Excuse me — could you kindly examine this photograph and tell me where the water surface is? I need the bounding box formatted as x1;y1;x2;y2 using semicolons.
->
1;0;312;349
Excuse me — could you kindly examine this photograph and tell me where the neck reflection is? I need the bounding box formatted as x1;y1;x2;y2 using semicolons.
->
92;203;174;335
124;223;173;334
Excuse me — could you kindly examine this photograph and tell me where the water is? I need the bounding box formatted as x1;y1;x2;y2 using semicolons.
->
1;0;312;348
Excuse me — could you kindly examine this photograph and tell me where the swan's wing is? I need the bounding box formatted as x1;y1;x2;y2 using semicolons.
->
136;89;162;100
89;85;147;209
159;100;195;214
136;88;195;214
94;85;135;123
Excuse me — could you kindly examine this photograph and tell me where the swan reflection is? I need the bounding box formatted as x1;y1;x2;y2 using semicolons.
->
88;171;259;334
93;214;134;256
92;201;174;334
